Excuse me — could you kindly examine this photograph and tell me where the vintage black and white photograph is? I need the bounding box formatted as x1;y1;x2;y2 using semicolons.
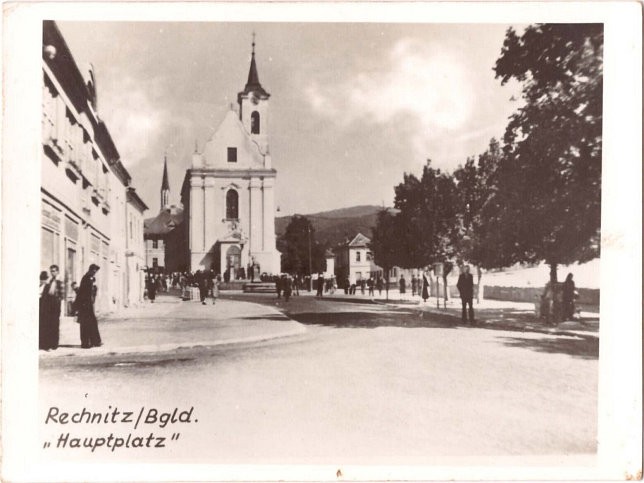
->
1;2;642;481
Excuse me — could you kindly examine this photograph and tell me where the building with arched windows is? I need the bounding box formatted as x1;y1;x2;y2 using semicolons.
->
180;39;281;278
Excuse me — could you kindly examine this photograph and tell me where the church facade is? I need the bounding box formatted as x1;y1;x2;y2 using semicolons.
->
180;41;280;278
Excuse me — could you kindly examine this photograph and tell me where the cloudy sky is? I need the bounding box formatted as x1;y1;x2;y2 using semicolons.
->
57;21;523;216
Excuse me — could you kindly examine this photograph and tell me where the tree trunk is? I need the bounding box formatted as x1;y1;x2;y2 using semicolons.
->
442;274;449;308
385;268;389;301
549;262;562;323
549;262;558;284
476;266;482;304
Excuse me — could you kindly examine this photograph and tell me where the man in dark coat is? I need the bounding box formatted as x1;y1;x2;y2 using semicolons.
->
196;270;208;305
283;275;292;302
316;273;324;298
457;265;475;323
399;275;406;295
77;264;102;349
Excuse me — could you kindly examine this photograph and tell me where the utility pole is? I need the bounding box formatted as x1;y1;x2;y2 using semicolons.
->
307;225;313;291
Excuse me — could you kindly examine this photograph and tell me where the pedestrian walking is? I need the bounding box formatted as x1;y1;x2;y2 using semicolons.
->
316;273;324;298
368;277;374;296
147;275;156;303
411;275;418;296
421;272;430;302
196;270;208;305
562;273;577;320
77;264;102;349
212;275;221;305
399;275;406;295
276;275;282;299
283;275;292;302
207;269;214;298
376;277;383;296
457;265;475;323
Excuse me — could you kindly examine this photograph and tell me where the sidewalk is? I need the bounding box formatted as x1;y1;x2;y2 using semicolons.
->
40;295;306;359
283;289;600;339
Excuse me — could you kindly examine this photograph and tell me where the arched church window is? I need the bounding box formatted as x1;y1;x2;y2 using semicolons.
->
251;111;260;134
226;190;239;219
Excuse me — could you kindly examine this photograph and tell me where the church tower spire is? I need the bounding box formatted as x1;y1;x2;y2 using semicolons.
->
238;32;270;153
161;153;170;210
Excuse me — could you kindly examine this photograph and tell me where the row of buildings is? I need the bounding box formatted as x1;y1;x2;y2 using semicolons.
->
41;21;148;316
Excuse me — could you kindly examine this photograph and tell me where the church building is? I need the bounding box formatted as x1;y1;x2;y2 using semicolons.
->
144;154;187;272
180;39;281;278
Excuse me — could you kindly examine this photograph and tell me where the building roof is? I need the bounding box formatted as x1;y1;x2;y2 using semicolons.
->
144;206;184;237
348;232;371;248
126;187;149;213
161;154;170;191
238;39;269;98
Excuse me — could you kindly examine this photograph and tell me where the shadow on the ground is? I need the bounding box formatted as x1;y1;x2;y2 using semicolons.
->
497;335;599;359
238;315;293;322
284;311;455;329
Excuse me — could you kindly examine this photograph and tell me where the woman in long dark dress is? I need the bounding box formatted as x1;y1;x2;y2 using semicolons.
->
422;272;430;302
147;275;156;303
562;273;576;320
39;271;49;350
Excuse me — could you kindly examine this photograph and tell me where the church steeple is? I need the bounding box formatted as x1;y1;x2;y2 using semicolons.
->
161;153;170;210
239;32;269;99
237;33;271;154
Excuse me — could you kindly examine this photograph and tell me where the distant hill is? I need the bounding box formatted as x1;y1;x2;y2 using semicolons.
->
276;205;395;248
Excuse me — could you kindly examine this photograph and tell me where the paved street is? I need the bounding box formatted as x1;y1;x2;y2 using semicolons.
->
39;295;597;465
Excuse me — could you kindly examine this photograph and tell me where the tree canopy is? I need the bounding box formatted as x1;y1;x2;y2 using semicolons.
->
491;24;603;280
278;215;326;275
392;161;458;268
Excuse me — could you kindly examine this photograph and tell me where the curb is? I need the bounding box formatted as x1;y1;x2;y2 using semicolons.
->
39;323;308;360
40;299;308;359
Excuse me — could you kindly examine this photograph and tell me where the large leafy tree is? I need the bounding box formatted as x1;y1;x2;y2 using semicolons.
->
491;23;603;283
370;209;401;299
393;160;459;268
278;215;326;276
453;138;503;300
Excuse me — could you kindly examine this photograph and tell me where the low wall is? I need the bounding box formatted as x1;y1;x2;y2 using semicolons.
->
483;285;600;308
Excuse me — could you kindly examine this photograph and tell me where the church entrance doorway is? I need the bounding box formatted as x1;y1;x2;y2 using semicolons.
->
226;245;241;280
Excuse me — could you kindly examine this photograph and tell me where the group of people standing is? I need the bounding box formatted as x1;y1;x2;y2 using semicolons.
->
39;263;102;351
194;269;221;305
146;269;222;306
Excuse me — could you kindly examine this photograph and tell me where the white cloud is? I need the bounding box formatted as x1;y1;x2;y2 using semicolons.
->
306;38;477;164
97;75;182;167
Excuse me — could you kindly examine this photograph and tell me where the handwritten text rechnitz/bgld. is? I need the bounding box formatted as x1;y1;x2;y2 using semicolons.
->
43;406;197;452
